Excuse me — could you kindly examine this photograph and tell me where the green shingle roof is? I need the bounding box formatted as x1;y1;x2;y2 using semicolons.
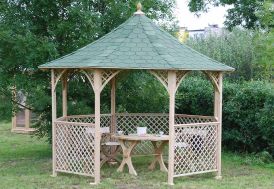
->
39;13;234;71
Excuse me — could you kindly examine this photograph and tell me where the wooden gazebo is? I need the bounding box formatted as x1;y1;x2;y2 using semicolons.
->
39;4;234;185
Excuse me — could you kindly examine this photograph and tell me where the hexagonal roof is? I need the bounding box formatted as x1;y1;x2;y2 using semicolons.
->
39;11;234;71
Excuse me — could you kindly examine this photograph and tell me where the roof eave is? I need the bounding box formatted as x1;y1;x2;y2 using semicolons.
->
38;65;235;72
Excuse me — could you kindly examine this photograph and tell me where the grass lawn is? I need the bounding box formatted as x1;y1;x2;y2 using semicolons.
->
0;122;273;189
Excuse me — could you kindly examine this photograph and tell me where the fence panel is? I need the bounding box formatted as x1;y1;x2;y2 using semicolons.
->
55;121;96;177
174;122;218;177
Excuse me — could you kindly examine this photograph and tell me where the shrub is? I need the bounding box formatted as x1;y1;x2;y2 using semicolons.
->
223;81;274;157
176;77;274;157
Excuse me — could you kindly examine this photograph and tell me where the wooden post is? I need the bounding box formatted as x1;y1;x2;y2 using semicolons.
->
215;72;223;179
111;78;116;131
167;71;176;185
62;72;68;117
25;108;30;129
110;78;116;152
51;69;57;177
94;69;102;184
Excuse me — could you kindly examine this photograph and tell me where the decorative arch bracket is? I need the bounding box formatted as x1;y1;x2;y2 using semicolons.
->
53;69;67;91
82;69;121;93
149;70;190;94
81;69;95;91
100;69;121;92
203;71;221;92
149;70;169;92
51;68;121;93
175;70;190;92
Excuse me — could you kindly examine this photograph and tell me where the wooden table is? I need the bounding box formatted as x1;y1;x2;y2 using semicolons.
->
113;134;169;176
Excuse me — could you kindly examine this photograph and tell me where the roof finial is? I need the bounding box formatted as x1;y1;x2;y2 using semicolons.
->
134;2;145;15
137;2;142;11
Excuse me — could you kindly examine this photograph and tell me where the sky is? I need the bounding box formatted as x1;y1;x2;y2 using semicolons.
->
175;0;231;30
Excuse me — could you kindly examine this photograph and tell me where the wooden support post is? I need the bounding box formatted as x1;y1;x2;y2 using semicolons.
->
94;69;102;184
168;71;176;185
51;69;57;177
62;72;68;117
110;78;116;153
111;78;116;133
25;108;30;129
215;72;223;179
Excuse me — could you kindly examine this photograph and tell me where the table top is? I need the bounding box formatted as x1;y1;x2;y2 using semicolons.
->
112;134;169;141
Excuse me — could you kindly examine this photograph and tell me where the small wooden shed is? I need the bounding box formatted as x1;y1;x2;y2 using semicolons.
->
11;89;36;134
39;4;234;185
12;108;35;133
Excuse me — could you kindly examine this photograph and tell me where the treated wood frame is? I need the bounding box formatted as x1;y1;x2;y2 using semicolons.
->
50;68;223;185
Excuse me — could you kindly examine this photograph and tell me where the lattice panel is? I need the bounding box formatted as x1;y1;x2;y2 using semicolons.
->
53;69;67;90
55;122;96;176
100;114;111;128
67;115;95;123
204;71;220;91
175;115;215;125
66;114;111;128
174;123;218;176
61;114;216;158
53;69;66;81
116;114;169;154
150;70;169;89
176;70;189;88
80;69;95;90
101;70;116;83
209;71;220;85
176;71;188;85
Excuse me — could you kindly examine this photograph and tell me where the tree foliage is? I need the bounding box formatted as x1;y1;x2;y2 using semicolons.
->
177;77;274;157
186;29;273;81
0;0;176;140
187;0;273;30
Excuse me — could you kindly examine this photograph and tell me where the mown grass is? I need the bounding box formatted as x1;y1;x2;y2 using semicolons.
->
0;122;273;189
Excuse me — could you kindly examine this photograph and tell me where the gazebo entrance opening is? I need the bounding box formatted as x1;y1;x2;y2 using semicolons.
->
51;69;222;184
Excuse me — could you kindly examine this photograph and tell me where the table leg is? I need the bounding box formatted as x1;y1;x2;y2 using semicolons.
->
100;145;120;167
148;141;168;172
117;139;139;176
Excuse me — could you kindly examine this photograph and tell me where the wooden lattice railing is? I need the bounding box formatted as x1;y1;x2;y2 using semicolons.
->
174;122;218;177
54;119;96;177
116;113;169;154
54;113;217;177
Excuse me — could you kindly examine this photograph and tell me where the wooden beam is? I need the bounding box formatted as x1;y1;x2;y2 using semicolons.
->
62;73;68;117
51;69;57;177
94;69;102;184
110;78;116;154
215;72;223;179
111;78;116;133
167;71;176;185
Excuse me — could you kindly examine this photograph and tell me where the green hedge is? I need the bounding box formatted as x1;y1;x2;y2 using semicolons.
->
176;77;274;157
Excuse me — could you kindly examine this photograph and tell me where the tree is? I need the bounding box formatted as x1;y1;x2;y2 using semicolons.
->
186;0;273;81
186;28;273;81
187;0;273;30
186;29;257;81
253;0;274;81
0;0;176;140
